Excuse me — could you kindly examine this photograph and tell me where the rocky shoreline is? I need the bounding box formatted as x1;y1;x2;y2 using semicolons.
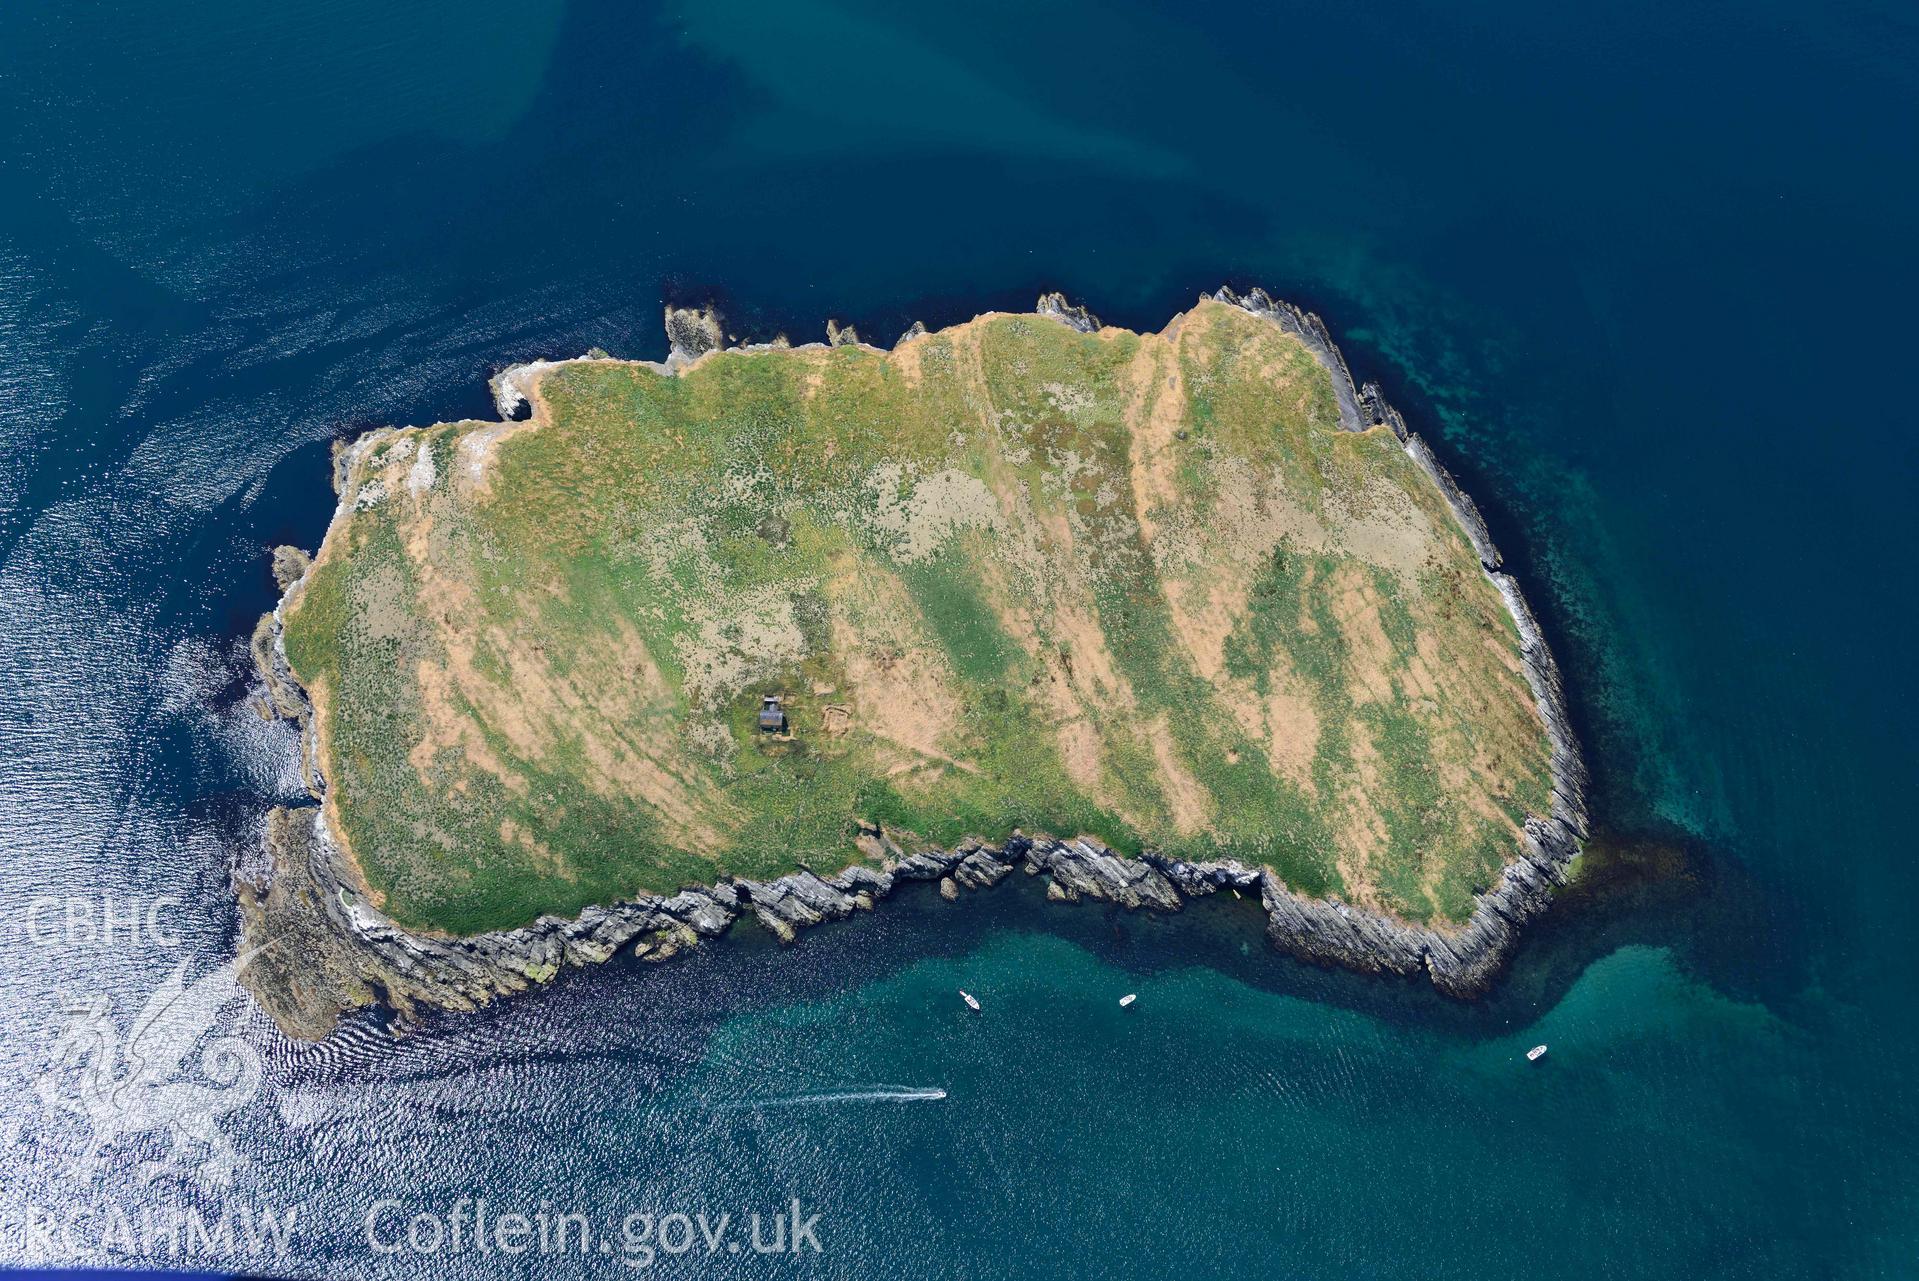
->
236;287;1588;1041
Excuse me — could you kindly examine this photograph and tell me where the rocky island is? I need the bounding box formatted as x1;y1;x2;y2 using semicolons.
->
240;288;1586;1040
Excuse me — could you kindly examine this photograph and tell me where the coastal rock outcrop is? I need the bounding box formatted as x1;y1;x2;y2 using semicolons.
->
664;303;725;367
1036;291;1101;333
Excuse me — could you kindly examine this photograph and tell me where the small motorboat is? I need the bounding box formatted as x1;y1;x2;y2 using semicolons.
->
959;989;980;1011
1119;994;1137;1008
1526;1044;1548;1062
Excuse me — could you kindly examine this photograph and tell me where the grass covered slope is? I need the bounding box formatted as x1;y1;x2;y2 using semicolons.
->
281;300;1553;936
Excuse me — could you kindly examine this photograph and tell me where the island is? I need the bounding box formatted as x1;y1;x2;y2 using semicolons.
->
239;289;1586;1040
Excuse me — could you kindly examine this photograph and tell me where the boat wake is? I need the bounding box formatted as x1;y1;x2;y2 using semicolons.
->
715;1086;948;1110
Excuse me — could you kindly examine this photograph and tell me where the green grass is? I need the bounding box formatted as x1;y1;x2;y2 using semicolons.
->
281;300;1554;934
898;550;1024;686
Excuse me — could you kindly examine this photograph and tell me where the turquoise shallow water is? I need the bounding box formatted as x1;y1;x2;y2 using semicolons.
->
1;0;1915;1276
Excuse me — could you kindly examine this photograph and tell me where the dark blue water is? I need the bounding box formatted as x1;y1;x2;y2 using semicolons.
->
2;0;1914;1276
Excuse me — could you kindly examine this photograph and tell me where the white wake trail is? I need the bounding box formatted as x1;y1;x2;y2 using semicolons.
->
715;1086;948;1109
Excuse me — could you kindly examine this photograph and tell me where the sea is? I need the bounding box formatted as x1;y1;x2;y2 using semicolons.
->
0;0;1914;1277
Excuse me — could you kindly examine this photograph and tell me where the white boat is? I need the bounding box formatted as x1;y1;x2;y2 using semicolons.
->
1119;994;1137;1008
959;989;980;1011
1526;1044;1548;1061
